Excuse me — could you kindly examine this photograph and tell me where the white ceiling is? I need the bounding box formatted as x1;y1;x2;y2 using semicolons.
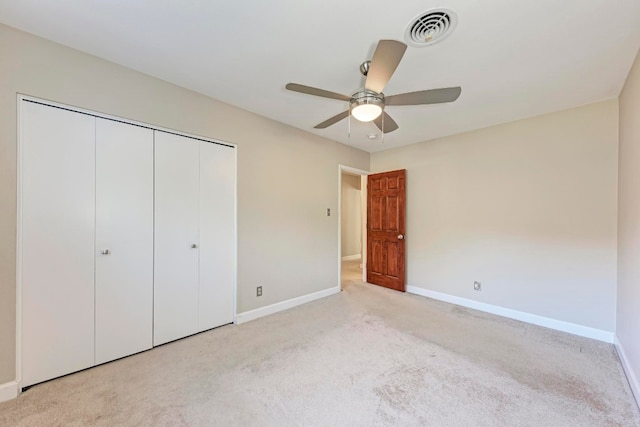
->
1;0;639;152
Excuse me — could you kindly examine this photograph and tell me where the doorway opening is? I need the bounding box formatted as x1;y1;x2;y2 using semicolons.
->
339;165;368;289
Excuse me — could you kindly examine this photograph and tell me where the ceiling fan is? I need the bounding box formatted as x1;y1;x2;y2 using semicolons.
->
286;39;461;134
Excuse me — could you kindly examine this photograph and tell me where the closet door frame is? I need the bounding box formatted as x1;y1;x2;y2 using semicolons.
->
15;94;237;395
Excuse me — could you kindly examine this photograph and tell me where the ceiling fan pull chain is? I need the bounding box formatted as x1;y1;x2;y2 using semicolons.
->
382;113;384;143
348;107;351;139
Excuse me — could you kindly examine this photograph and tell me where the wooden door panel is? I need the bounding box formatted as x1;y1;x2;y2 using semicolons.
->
370;239;385;274
370;176;384;192
386;242;399;277
366;169;406;292
371;196;384;231
387;196;399;231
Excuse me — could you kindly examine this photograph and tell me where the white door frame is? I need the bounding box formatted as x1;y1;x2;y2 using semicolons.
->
338;164;369;287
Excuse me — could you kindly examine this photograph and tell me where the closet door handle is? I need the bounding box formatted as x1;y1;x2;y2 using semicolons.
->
191;243;198;249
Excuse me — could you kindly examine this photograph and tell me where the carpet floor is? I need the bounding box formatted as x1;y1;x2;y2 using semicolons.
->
0;260;638;426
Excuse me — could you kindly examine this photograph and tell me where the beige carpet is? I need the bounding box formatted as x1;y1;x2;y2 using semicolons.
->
1;260;638;426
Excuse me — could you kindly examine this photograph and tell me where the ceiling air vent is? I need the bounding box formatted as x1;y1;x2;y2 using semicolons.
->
404;9;457;47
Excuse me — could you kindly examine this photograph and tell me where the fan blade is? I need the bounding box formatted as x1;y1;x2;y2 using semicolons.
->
385;87;462;106
286;83;351;102
314;110;350;129
365;40;407;94
373;112;399;133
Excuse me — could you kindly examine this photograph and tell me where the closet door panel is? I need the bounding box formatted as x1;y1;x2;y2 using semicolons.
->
199;142;236;330
154;131;200;345
21;102;95;387
95;119;154;364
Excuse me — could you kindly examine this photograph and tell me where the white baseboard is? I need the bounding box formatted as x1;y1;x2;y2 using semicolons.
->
406;286;614;343
341;254;361;261
236;286;341;324
615;336;640;407
0;381;19;403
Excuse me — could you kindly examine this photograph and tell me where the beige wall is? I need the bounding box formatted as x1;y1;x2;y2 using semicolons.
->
0;24;369;384
341;173;362;258
371;100;619;332
618;47;640;398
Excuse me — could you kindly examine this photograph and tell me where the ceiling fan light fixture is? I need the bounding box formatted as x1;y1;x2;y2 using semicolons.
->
351;104;382;122
350;90;384;122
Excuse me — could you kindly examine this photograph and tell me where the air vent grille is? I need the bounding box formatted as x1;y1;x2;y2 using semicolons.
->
405;9;457;47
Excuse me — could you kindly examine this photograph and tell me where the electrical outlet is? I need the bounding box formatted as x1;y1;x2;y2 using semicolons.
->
474;281;481;291
327;208;331;216
256;286;262;297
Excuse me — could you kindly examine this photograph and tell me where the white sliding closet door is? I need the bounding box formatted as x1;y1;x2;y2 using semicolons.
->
199;142;235;330
21;102;96;387
95;119;154;364
154;131;200;345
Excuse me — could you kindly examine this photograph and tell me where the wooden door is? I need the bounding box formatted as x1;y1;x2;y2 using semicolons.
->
198;141;236;331
154;131;200;346
95;118;154;364
21;101;96;387
367;169;406;292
